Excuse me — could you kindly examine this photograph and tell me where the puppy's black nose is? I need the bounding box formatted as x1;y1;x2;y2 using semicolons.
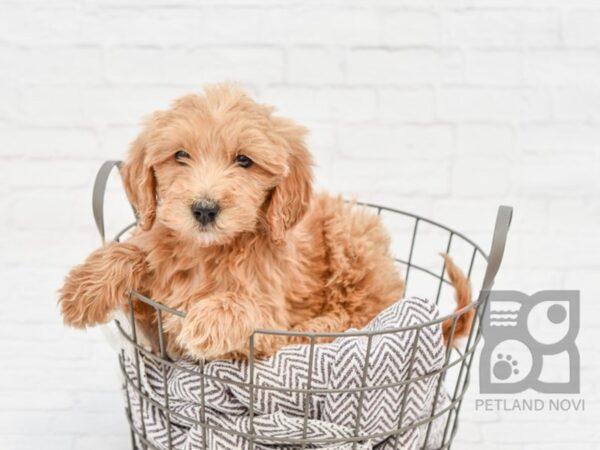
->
191;200;220;226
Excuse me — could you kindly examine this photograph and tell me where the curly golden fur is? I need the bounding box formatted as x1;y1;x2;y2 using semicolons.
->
59;84;471;360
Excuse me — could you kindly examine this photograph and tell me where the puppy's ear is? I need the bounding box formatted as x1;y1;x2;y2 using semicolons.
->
266;119;313;244
121;130;157;231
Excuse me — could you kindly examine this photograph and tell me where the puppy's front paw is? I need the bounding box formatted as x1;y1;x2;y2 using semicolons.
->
178;294;256;361
59;243;148;328
60;264;101;328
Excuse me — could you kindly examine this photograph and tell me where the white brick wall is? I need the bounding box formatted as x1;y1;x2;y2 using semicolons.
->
1;1;599;449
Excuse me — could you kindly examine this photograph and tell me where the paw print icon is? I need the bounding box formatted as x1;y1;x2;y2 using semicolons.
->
493;353;519;380
480;290;580;394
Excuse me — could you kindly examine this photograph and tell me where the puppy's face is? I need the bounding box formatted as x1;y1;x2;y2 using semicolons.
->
122;85;313;247
152;111;284;246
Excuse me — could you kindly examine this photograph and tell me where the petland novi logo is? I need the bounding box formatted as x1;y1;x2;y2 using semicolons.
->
479;290;580;395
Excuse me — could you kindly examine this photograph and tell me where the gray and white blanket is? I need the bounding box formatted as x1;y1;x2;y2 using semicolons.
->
123;297;450;450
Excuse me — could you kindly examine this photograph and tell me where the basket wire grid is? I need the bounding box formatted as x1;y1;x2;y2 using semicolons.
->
93;161;512;450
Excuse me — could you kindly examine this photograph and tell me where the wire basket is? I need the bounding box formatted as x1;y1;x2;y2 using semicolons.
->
93;161;512;450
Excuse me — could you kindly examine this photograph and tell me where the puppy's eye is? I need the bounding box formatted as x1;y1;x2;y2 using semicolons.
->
175;150;190;163
235;154;253;168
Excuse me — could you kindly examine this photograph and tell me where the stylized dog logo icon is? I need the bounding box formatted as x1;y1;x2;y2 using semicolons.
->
480;290;580;394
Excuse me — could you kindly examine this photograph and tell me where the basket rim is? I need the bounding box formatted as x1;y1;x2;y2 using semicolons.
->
116;203;489;261
120;202;490;337
357;202;488;261
127;289;486;338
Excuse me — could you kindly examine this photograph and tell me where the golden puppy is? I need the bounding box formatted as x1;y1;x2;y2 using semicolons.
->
59;84;471;360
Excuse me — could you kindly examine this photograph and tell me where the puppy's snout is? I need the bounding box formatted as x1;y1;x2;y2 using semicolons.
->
192;200;220;226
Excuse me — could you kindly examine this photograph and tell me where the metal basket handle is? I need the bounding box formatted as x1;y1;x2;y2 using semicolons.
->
92;160;131;243
92;160;140;352
480;205;513;292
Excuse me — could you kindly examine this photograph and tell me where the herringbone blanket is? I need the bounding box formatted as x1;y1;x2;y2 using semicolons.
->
123;297;450;449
